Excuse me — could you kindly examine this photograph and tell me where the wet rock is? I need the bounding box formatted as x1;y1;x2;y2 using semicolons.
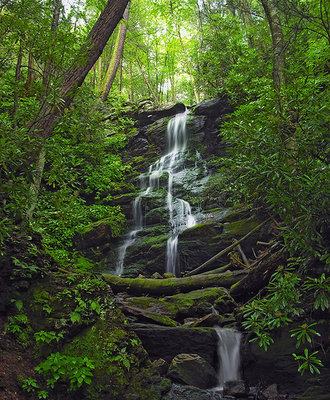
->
138;102;186;127
194;95;234;118
151;272;163;279
167;353;217;389
223;380;248;397
131;323;218;366
152;358;169;376
178;214;266;274
261;384;279;399
191;313;223;328
117;287;231;324
163;383;223;400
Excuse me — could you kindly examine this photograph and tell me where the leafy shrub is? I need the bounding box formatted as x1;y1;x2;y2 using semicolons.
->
35;352;95;390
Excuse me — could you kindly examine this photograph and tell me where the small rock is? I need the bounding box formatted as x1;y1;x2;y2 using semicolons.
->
223;380;248;397
262;384;279;400
152;358;169;376
163;272;175;278
151;272;163;279
192;313;222;327
138;274;146;279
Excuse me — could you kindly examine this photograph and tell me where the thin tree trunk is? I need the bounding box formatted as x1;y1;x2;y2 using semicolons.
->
136;57;159;104
100;4;130;101
13;41;23;116
97;56;103;90
176;24;200;103
129;62;134;101
25;52;36;91
42;0;62;89
261;0;286;91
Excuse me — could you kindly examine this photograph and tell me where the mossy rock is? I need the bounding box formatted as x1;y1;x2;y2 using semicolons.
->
123;234;168;277
61;310;163;400
74;216;125;251
118;287;234;323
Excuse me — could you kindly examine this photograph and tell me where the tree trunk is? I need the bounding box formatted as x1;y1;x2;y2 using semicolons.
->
102;270;247;296
25;52;36;91
42;0;62;89
129;62;134;101
100;4;130;101
13;41;23;116
261;0;286;91
176;24;200;103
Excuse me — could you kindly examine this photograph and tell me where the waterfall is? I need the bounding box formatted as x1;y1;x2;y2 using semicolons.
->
215;327;241;387
115;110;198;276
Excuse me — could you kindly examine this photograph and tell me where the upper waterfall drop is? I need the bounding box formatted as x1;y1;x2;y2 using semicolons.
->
114;109;203;277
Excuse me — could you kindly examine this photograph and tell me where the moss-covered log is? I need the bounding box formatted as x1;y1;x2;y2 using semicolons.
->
102;270;247;296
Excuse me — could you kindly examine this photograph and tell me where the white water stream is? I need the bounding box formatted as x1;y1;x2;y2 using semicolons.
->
115;110;198;276
215;327;241;387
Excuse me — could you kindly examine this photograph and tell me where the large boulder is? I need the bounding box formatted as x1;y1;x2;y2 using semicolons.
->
194;95;234;118
167;353;217;389
131;323;218;366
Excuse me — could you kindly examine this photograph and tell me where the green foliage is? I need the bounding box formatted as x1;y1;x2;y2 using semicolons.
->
241;266;302;350
290;323;321;348
21;377;39;393
35;352;95;391
293;349;324;375
304;274;330;311
34;330;64;344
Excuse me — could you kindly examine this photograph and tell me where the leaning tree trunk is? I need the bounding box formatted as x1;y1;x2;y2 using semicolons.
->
100;3;130;102
26;0;130;222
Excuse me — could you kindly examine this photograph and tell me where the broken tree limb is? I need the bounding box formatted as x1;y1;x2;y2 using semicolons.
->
185;218;271;277
102;270;247;296
230;250;286;302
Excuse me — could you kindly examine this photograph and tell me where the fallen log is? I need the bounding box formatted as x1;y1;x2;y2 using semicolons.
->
185;218;271;277
102;270;247;296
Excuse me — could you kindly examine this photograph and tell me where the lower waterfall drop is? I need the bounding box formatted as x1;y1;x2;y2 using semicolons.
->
215;327;241;387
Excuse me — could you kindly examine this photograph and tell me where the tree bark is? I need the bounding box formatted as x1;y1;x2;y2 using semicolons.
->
42;0;62;90
102;270;247;296
100;3;130;101
261;0;286;91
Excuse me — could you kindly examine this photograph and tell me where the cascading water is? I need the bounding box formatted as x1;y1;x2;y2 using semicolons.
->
215;327;241;387
115;110;198;276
